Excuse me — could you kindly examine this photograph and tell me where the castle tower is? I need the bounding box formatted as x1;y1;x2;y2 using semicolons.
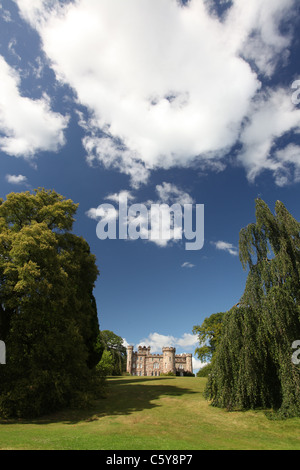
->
126;345;134;374
162;347;176;374
186;353;193;374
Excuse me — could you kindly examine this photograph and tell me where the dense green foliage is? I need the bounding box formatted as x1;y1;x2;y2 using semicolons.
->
0;189;102;418
205;199;300;418
196;364;212;377
96;349;114;376
98;330;127;375
193;312;224;363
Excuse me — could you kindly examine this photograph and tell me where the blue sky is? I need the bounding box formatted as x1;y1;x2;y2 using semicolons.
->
0;0;300;372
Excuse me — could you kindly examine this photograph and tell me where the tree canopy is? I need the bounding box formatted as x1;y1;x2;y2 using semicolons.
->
205;199;300;419
193;312;224;363
98;330;127;376
0;189;102;418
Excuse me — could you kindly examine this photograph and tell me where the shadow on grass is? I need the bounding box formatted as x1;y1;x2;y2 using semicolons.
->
0;377;199;426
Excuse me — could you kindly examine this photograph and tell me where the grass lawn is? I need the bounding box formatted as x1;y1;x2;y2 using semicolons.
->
0;376;299;450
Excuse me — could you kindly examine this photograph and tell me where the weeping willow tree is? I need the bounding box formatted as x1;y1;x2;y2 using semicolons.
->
205;199;300;418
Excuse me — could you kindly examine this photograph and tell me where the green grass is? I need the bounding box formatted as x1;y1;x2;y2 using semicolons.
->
0;376;299;450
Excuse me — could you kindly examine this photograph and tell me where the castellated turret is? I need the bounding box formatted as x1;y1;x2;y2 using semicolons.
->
162;347;176;374
185;353;193;374
126;345;134;374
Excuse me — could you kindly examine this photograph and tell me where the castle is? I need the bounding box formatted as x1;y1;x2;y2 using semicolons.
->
126;345;193;376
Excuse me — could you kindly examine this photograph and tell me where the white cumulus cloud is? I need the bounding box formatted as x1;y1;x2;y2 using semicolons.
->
5;174;28;184
238;88;300;185
137;331;198;353
0;55;68;159
13;0;300;185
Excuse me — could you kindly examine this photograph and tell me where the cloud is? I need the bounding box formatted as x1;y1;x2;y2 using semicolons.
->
176;333;199;349
0;55;68;158
192;357;207;371
5;174;28;184
0;5;12;23
238;88;300;185
122;338;130;349
137;332;198;353
226;0;296;77
13;0;300;186
181;262;195;268
85;205;118;222
106;190;135;204
144;183;194;247
83;135;150;188
212;240;238;256
273;144;300;186
155;182;194;205
137;333;175;353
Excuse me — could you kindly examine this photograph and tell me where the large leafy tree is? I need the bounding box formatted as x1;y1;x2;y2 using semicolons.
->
99;330;127;376
193;312;224;363
205;199;300;418
0;189;102;418
193;312;224;377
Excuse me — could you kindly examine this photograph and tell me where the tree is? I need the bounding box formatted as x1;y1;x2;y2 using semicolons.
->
96;350;114;377
99;330;127;375
193;312;224;363
0;189;102;418
205;199;300;418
